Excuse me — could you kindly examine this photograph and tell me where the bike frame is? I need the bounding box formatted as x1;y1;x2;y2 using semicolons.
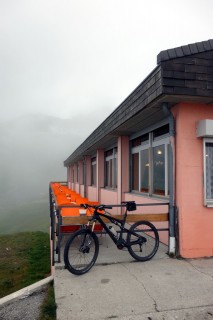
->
88;208;145;248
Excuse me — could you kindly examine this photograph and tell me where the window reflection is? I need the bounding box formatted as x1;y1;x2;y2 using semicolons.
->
105;148;117;188
132;153;139;190
205;142;213;200
153;145;165;195
91;157;96;186
141;149;149;193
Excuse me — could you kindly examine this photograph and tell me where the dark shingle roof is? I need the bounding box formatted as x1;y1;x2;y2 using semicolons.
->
157;39;213;64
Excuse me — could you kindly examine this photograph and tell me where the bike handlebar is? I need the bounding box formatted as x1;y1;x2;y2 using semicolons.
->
80;204;113;210
80;201;136;211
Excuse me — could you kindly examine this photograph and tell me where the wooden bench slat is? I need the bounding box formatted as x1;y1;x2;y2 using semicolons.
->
61;213;168;225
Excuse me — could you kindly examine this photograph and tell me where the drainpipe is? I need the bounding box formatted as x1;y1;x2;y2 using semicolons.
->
162;102;176;256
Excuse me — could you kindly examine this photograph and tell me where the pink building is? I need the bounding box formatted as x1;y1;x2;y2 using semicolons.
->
64;39;213;259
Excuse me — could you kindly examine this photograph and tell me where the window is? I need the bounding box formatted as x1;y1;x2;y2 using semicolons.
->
105;147;117;189
91;157;96;186
140;149;149;193
204;139;213;206
76;163;79;183
132;153;139;190
131;125;169;197
72;168;74;183
153;145;165;195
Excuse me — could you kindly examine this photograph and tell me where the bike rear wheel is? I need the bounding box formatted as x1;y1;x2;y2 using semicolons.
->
127;221;159;261
64;229;99;275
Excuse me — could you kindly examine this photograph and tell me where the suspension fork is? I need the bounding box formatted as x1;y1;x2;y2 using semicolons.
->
87;218;96;232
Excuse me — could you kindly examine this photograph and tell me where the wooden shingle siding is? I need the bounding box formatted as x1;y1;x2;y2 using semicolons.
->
185;65;213;74
189;43;199;54
161;49;213;98
163;70;196;80
162;61;185;72
193;52;213;60
157;39;213;64
181;45;191;56
196;74;213;81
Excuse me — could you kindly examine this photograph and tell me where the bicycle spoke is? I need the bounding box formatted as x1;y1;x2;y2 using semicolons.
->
127;221;159;261
64;229;99;275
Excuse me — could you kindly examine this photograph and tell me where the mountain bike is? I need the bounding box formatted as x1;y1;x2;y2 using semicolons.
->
64;201;159;275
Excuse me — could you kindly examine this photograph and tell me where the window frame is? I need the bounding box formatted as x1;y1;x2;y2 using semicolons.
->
104;147;117;189
203;138;213;207
152;138;170;197
131;125;170;198
91;156;97;186
76;163;79;183
72;168;75;183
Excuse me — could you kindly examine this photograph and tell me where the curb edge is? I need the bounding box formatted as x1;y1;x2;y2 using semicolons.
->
0;275;54;307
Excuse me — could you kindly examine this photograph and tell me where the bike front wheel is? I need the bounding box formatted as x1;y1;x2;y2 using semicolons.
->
64;229;99;275
127;221;159;261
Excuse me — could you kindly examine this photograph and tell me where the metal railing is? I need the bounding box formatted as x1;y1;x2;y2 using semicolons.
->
49;183;169;265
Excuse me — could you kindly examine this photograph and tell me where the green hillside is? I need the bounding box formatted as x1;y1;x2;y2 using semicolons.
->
0;200;50;234
0;232;50;298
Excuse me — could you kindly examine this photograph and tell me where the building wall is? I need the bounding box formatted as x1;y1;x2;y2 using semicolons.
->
87;186;97;202
173;102;213;258
67;103;213;256
124;193;169;244
100;188;118;214
66;136;169;244
75;183;80;194
79;184;84;197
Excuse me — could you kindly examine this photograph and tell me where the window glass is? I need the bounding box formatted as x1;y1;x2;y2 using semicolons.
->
76;164;79;183
91;158;96;186
131;124;169;197
132;153;139;190
105;148;117;188
167;144;170;196
105;149;113;157
106;159;113;187
153;145;165;195
132;137;141;147
153;124;169;140
140;149;149;193
205;142;213;200
114;157;117;188
132;133;149;147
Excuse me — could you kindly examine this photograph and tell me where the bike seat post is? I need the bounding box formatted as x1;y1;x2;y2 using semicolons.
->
122;205;128;225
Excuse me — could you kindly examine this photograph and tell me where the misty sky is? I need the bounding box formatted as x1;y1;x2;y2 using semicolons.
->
1;0;213;123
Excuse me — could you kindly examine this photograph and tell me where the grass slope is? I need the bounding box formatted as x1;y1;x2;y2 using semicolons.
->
0;200;50;234
0;232;50;298
39;281;57;320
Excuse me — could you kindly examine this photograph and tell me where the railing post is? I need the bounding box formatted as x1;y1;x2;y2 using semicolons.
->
52;209;55;266
49;185;55;266
57;209;62;263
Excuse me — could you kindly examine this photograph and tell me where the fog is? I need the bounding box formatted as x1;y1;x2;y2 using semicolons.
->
0;111;112;233
1;110;116;201
0;0;212;233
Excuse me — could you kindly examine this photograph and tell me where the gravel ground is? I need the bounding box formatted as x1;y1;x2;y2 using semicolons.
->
0;287;47;320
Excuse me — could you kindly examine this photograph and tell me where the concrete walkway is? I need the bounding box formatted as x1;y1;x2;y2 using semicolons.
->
54;236;213;320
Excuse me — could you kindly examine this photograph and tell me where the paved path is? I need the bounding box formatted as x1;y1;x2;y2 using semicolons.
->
54;236;213;320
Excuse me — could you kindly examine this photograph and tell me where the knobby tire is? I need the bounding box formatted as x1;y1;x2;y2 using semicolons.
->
127;220;159;261
64;229;99;275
